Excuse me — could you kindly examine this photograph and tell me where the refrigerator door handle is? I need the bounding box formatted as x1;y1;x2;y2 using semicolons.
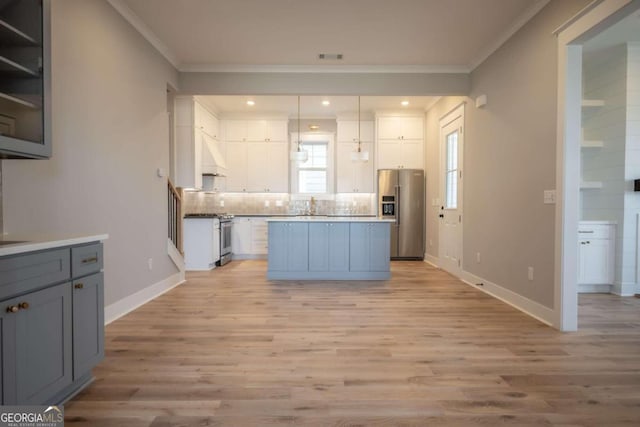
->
395;185;400;225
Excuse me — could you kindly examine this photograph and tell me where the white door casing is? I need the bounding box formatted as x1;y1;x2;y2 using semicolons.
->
438;105;464;276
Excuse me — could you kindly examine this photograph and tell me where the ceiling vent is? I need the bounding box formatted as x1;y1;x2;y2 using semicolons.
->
318;53;343;60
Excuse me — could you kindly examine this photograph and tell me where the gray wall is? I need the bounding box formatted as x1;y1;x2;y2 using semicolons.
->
2;0;179;306
425;0;590;308
180;72;470;96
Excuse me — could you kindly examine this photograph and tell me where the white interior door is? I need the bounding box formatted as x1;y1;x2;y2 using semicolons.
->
439;106;464;275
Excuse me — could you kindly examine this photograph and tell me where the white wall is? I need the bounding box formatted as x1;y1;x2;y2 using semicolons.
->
425;0;591;309
582;45;628;290
2;0;179;306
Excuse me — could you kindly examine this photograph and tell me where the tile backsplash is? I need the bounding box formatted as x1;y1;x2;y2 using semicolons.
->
183;191;377;216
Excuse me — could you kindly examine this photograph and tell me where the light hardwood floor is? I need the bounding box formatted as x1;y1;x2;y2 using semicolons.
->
65;260;640;426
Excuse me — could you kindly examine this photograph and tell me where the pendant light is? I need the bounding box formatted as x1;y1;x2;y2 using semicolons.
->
351;96;369;162
290;95;309;162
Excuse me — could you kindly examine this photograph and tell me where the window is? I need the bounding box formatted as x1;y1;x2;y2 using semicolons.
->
291;133;334;194
445;130;458;209
297;142;328;193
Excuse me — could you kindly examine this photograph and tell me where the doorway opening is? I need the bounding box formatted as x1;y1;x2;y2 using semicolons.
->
556;1;640;331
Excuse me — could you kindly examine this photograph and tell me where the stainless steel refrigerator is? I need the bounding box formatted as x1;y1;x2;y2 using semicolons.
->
378;169;425;260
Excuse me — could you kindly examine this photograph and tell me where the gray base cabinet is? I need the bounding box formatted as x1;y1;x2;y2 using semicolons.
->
267;221;391;280
0;242;104;405
350;223;391;272
72;272;104;377
1;282;72;405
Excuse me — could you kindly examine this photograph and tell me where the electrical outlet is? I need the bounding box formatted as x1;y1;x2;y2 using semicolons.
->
148;258;153;271
276;200;283;207
528;267;534;281
476;252;481;263
264;200;270;207
429;239;433;247
219;200;225;207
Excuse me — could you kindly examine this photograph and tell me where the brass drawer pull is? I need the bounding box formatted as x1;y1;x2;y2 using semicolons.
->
6;305;19;313
19;302;29;310
75;283;84;289
81;256;98;264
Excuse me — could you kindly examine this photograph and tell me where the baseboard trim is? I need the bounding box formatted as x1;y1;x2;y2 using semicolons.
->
612;281;637;296
424;254;439;267
233;254;267;260
167;238;185;272
458;270;555;327
578;284;612;293
105;272;185;324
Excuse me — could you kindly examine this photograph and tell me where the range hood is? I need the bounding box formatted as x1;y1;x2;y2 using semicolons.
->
201;133;227;177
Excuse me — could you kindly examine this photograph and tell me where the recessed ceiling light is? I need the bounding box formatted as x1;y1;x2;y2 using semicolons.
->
401;100;410;106
246;100;255;106
322;100;330;106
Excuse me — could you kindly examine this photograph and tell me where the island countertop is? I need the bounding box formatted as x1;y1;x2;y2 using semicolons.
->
0;233;109;257
265;216;395;223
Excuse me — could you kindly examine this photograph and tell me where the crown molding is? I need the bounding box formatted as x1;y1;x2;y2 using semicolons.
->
469;0;551;71
107;0;180;68
178;64;470;74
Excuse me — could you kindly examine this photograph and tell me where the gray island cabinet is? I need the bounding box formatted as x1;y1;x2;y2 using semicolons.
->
0;235;107;405
267;218;393;280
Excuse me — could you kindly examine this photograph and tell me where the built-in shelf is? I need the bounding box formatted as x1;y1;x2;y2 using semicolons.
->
0;18;37;46
0;91;40;109
580;181;603;190
581;140;604;148
582;99;605;108
0;54;38;77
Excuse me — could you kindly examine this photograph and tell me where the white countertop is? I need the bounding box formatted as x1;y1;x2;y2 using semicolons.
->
0;233;109;257
265;216;395;223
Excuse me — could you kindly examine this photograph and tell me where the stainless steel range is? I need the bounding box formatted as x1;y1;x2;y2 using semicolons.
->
184;213;234;266
217;214;233;266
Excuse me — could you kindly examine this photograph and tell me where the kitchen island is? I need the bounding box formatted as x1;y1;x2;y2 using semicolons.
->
266;217;394;280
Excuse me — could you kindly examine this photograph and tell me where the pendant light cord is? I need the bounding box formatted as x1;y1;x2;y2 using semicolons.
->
297;95;301;152
357;96;362;153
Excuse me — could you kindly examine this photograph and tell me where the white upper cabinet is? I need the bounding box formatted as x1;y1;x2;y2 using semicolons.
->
225;141;248;192
194;102;219;140
225;120;288;142
222;119;289;193
336;142;374;193
376;115;425;170
247;141;288;192
377;116;423;140
337;120;374;143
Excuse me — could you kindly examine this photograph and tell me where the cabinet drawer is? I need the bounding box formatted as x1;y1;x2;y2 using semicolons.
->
0;248;71;301
578;224;613;239
71;243;103;278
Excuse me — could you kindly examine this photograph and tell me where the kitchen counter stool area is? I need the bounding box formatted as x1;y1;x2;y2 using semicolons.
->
266;218;394;280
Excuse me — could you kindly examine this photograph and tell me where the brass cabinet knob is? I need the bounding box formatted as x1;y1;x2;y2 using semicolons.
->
18;302;29;310
6;305;19;313
75;283;84;289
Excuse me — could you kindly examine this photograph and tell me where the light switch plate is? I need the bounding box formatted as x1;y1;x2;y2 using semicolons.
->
544;190;556;204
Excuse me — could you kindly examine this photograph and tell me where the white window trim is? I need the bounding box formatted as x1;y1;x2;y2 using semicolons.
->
290;132;335;196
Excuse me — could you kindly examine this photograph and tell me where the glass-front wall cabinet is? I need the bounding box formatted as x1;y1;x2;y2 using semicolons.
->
0;0;50;158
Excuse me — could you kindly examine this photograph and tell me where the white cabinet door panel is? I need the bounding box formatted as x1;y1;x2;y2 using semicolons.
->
225;142;248;191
